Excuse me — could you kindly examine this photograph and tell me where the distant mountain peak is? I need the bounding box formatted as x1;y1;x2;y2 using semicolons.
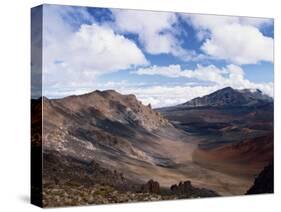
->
220;86;234;91
180;87;272;108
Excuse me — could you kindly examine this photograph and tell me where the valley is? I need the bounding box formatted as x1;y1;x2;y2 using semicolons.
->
32;87;274;206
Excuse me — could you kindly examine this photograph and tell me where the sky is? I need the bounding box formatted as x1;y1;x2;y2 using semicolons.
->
34;4;274;108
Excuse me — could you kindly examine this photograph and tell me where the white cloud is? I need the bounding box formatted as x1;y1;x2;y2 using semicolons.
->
43;5;94;45
183;15;272;30
111;9;198;61
135;64;227;83
66;24;148;72
133;64;273;98
182;14;273;64
111;9;176;54
125;85;220;108
43;7;148;90
202;24;273;64
239;17;273;27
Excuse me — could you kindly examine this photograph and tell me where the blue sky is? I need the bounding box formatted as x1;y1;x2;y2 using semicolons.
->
35;4;274;107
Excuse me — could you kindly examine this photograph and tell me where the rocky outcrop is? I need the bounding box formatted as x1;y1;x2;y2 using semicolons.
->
170;180;219;198
246;163;274;194
171;181;192;195
141;179;160;194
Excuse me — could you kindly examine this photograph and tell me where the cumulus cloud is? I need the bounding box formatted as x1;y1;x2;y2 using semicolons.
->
111;9;176;54
43;6;148;90
43;5;94;45
133;64;273;98
201;24;273;64
135;64;227;83
183;15;272;31
182;14;273;64
110;9;198;61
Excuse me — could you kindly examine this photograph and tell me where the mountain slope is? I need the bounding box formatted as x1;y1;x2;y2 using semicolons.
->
41;90;179;173
40;90;207;190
